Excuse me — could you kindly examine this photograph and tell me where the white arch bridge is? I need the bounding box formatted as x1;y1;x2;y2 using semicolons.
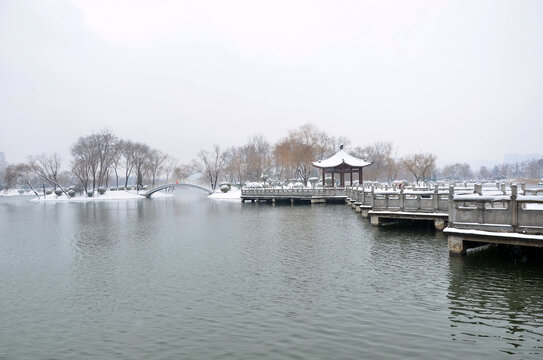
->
143;183;213;198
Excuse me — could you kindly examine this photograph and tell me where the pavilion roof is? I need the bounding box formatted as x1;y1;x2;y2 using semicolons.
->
312;148;372;169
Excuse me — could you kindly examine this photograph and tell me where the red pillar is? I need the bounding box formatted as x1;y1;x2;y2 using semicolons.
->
322;169;325;187
332;172;335;187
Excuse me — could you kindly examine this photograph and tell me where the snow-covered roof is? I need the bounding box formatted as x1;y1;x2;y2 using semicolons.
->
312;148;372;169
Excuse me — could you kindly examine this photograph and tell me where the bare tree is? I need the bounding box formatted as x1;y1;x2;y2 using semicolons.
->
477;166;492;180
351;141;394;182
163;156;177;184
120;140;136;188
196;145;226;190
274;124;333;185
110;142;123;189
173;164;194;182
31;153;71;197
4;163;41;197
401;153;437;184
131;142;150;190
71;134;99;191
244;134;271;181
441;163;473;181
146;149;168;187
71;129;118;192
72;158;91;195
94;129;117;188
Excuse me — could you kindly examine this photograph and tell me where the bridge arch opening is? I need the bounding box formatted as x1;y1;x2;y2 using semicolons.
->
143;183;213;198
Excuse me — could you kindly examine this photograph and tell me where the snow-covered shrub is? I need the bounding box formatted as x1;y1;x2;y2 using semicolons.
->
55;189;63;196
293;182;304;189
126;185;132;190
18;189;24;194
110;187;117;191
98;187;106;195
118;186;125;190
68;189;76;198
87;190;94;197
45;190;53;195
220;184;230;193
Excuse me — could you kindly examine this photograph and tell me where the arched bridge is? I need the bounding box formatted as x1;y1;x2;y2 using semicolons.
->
143;183;214;198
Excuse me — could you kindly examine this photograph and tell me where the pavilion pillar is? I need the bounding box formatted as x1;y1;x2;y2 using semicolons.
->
340;170;344;187
350;170;352;187
322;169;325;187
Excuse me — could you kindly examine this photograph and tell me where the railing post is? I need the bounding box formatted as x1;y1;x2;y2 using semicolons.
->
370;185;375;208
448;185;454;226
511;184;518;230
521;182;526;195
501;182;506;195
474;183;482;196
400;187;404;211
433;184;439;210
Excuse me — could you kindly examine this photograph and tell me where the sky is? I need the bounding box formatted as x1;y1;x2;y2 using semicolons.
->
1;0;542;168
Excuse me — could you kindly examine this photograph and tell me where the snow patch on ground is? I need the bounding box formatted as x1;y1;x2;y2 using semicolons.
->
0;189;34;197
208;188;241;201
29;190;173;202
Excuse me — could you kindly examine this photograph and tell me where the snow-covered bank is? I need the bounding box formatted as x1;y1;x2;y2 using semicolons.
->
208;188;241;201
30;190;173;202
0;189;34;197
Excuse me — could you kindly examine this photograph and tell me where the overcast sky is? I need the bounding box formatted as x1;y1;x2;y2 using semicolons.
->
1;0;542;167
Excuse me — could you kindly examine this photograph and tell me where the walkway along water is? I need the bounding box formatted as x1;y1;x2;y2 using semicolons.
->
241;182;543;255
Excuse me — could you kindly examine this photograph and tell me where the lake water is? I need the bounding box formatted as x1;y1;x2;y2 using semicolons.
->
1;191;542;359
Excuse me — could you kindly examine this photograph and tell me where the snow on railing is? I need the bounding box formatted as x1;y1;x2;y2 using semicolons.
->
449;184;543;235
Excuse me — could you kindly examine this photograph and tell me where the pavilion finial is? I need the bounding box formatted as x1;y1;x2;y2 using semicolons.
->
340;144;344;150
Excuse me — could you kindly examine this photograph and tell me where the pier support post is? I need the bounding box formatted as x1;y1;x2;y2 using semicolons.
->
434;218;446;231
355;205;361;213
370;216;380;226
361;209;370;218
448;235;467;255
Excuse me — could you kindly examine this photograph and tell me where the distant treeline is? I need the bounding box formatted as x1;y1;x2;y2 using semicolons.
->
1;124;542;194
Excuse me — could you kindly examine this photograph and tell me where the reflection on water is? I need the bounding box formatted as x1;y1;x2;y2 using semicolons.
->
1;192;542;359
448;247;543;357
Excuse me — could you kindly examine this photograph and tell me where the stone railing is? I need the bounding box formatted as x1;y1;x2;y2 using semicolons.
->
241;187;347;198
347;185;460;213
448;184;543;235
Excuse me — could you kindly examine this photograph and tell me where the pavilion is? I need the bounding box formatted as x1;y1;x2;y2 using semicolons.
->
312;145;372;187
